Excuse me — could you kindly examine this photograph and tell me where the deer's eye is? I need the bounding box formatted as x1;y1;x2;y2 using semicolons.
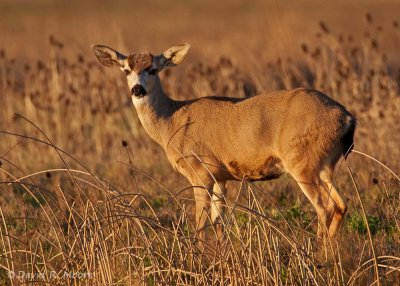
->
148;69;158;75
124;69;130;75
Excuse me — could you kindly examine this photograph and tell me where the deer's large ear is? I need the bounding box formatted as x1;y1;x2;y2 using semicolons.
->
155;43;190;68
91;45;126;68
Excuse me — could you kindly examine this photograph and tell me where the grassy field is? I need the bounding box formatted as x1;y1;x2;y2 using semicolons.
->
0;0;399;285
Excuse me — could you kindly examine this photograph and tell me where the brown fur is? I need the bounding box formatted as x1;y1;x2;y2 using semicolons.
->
128;53;153;73
228;156;284;181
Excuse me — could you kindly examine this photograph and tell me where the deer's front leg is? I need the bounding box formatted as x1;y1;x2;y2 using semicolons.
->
211;181;227;239
193;185;211;244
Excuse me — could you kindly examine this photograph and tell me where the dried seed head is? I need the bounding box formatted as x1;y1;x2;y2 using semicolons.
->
49;35;55;45
372;178;379;185
300;43;309;54
350;47;359;56
370;69;375;77
312;47;321;59
348;35;353;43
371;39;379;49
24;64;31;72
37;60;45;70
365;12;373;23
46;172;52;178
122;140;128;147
49;35;64;48
319;21;330;34
78;54;84;63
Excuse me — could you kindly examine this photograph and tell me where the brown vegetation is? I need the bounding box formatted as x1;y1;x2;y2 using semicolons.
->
0;0;399;285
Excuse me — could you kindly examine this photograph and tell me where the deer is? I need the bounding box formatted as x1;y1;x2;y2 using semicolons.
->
92;43;356;244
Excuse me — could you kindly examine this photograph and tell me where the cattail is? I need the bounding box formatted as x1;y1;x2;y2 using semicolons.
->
371;39;379;49
217;57;224;69
370;69;375;77
312;47;321;59
300;43;309;54
37;60;45;70
24;63;31;72
85;61;92;69
350;47;359;56
49;35;64;48
319;21;330;34
348;35;353;43
365;12;373;23
227;58;233;68
49;35;56;45
78;54;85;63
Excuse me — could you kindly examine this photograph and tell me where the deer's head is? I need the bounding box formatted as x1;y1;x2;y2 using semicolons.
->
92;44;190;98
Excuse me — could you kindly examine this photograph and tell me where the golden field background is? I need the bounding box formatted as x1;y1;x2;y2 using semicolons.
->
0;0;399;285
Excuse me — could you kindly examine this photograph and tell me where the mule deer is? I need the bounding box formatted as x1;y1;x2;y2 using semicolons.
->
92;43;356;242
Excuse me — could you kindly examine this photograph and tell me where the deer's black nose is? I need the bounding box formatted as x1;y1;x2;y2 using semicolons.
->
131;84;147;97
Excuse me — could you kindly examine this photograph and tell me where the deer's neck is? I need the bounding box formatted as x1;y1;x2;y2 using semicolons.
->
132;78;182;147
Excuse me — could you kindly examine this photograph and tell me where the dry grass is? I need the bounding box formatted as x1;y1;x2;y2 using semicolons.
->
0;0;399;285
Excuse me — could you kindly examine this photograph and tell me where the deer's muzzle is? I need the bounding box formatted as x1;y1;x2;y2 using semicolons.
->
131;84;147;97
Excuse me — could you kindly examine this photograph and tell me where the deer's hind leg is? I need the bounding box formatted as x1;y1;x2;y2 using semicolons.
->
287;161;337;240
319;168;347;237
295;177;336;239
318;144;347;237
